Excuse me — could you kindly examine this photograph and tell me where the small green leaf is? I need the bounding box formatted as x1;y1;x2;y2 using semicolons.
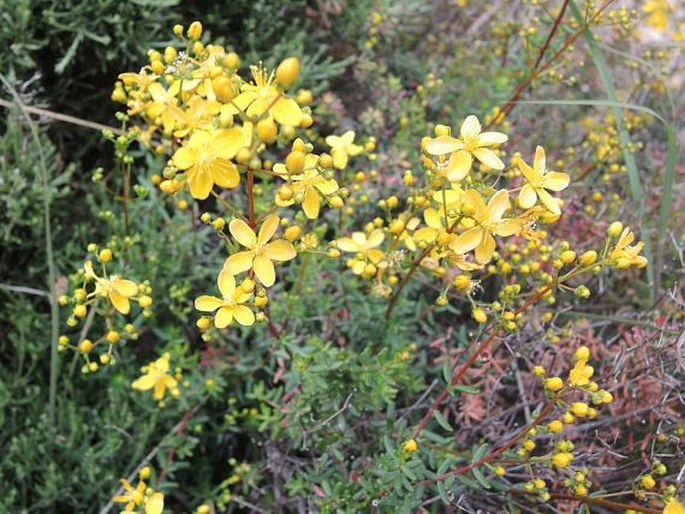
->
433;410;454;432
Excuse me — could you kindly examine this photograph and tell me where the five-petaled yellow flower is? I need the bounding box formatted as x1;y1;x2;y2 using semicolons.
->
664;499;685;514
609;228;648;269
451;189;521;264
425;115;507;181
335;229;385;274
228;65;302;126
172;128;245;199
517;146;570;215
224;215;297;287
274;155;339;219
195;269;255;327
84;261;139;315
113;478;146;512
325;130;363;169
131;354;178;401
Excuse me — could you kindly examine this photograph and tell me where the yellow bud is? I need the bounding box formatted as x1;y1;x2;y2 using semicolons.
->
79;339;93;353
574;346;590;361
403;439;418;453
284;226;301;241
223;52;240;70
173;24;184;37
578;250;597;266
327;248;341;259
150;60;165;75
574;485;588;497
99;354;111;365
212;76;235;103
545;377;564;391
212;218;226;231
319;154;333;169
139;295;152;309
523;440;535;451
98;248;113;263
560;250;576;265
285;151;306;174
276;57;300;88
164;46;178;64
196;317;211;331
106;331;120;344
296;89;313;106
607;221;623;237
548;420;564;433
241;278;255;293
254;295;269;308
551;452;573;468
187;21;203;40
434;124;450;136
73;304;87;318
452;275;471;290
257;119;278;143
494;466;506;476
329;196;344;209
472;308;487;324
571;402;589;417
111;88;127;103
235;147;252;164
640;475;656;490
139;466;151;480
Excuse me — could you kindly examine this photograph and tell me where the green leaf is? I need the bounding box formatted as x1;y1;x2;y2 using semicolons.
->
433;410;454;432
453;384;479;395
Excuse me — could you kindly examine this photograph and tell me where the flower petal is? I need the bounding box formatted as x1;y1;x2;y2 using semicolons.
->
210;160;240;189
537;188;561;215
131;374;156;391
217;269;236;298
113;279;139;298
446;150;472;182
214;306;234;328
473;148;505;170
232;305;255;326
145;493;164;514
258;215;280;244
273;97;302;126
477;131;508;146
194;295;223;312
366;229;385;248
451;227;484;254
188;168;213;200
425;136;462;156
229;219;257;248
264;239;297;261
172;147;195;170
253;255;276;287
460;115;481;138
518;184;538;209
542;172;570;192
213;128;245;159
302;187;320;219
533;145;546;176
336;238;360;252
475;234;496;264
109;291;131;314
224;251;254;275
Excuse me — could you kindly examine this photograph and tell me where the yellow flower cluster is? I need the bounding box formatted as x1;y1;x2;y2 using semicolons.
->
112;466;164;514
115;21;371;333
59;246;151;372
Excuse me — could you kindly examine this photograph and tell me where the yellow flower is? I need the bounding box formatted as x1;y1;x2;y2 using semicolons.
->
131;354;179;401
335;229;385;274
172;128;244;199
113;479;145;511
643;0;669;30
568;360;594;387
195;269;255;327
229;65;302;125
84;260;139;315
425;115;508;181
274;155;339;219
609;228;648;269
664;499;685;514
451;189;521;264
517;146;570;215
403;438;418;453
325;131;364;169
224;215;297;287
146;81;184;134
